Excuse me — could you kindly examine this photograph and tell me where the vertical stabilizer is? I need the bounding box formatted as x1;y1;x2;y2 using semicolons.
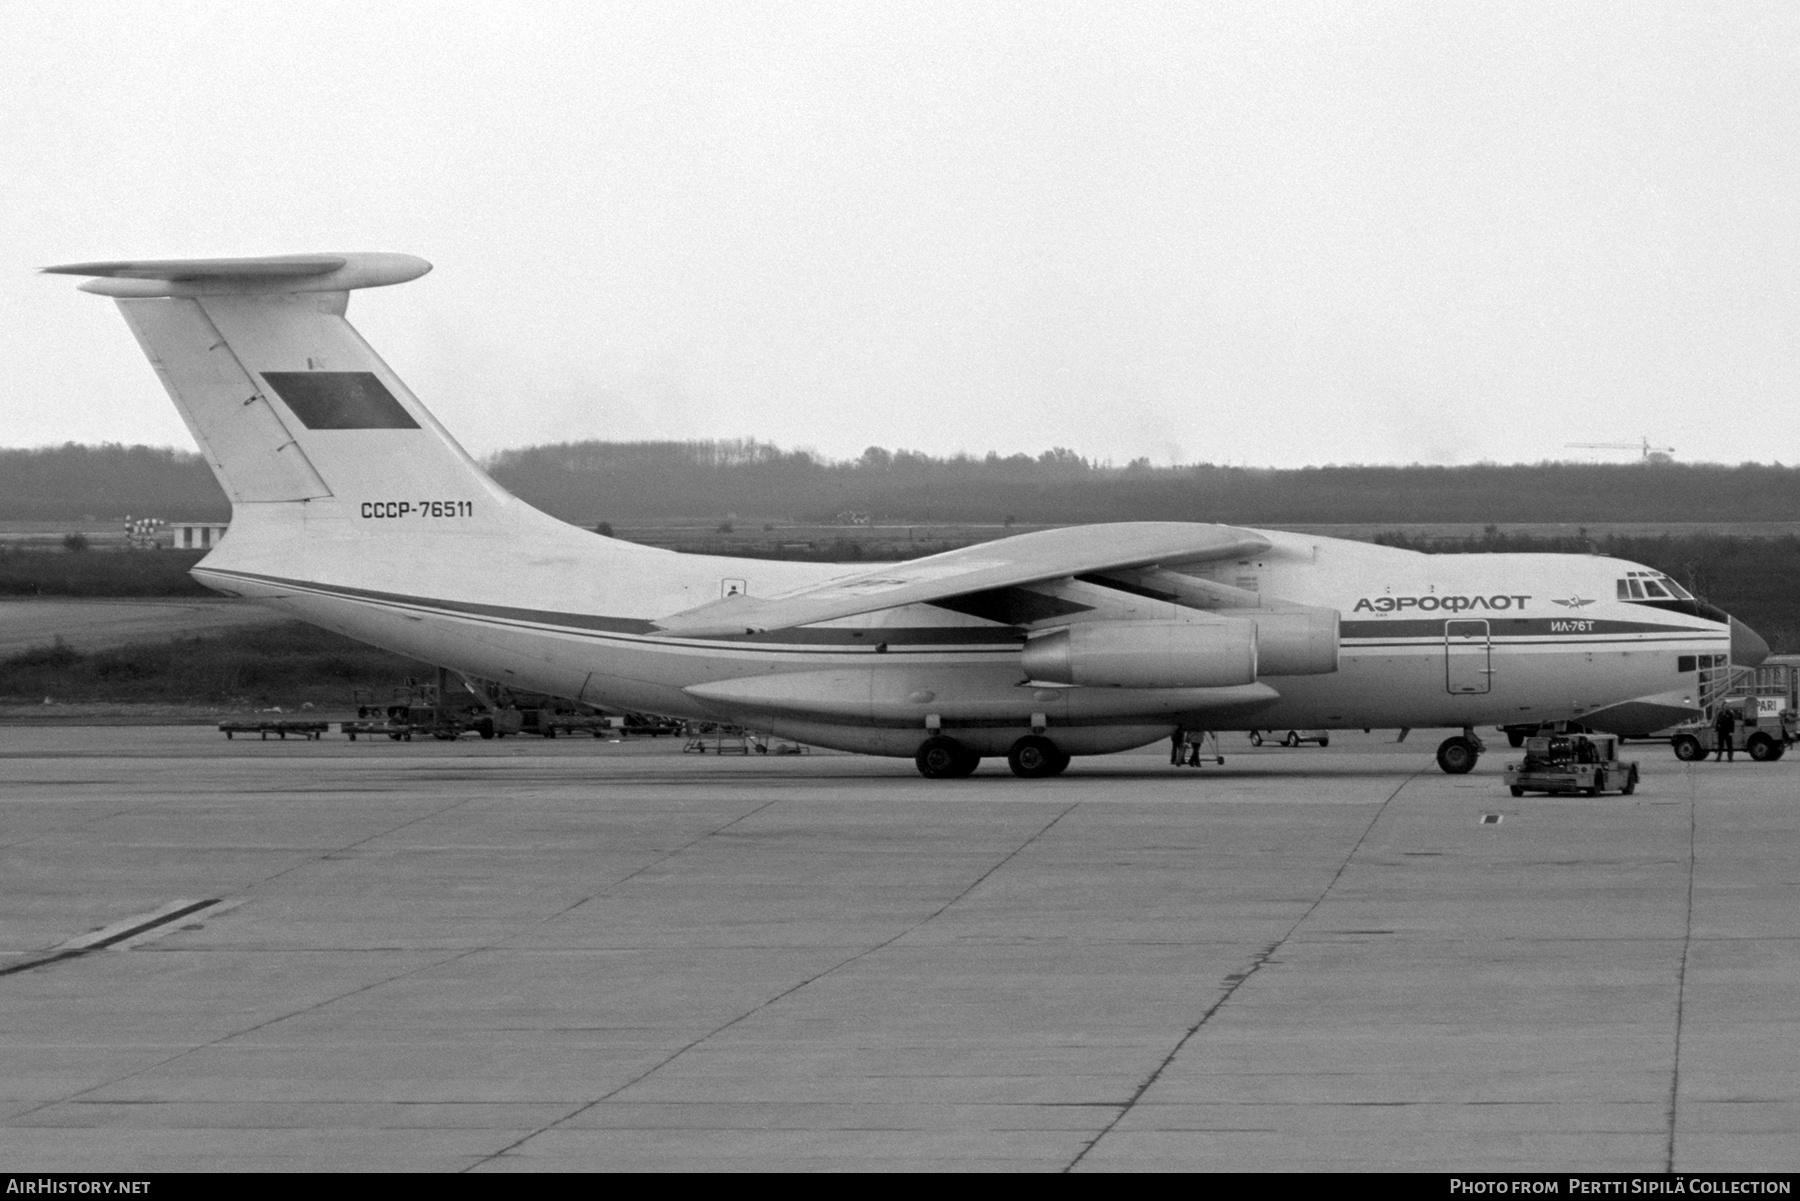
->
46;254;517;529
117;296;334;503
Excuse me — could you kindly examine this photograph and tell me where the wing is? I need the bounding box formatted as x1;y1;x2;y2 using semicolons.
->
653;522;1271;636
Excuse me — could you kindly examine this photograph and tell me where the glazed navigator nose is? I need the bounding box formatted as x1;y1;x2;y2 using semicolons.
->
1731;616;1770;667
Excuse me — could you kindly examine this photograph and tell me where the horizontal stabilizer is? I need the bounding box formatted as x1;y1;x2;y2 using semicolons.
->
656;523;1272;635
43;253;430;298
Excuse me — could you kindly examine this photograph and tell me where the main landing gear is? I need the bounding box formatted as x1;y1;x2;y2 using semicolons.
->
913;734;1072;779
1006;735;1070;779
1435;728;1486;775
915;736;980;779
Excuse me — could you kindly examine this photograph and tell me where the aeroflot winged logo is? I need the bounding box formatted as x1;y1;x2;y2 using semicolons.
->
1353;593;1532;613
1552;596;1596;609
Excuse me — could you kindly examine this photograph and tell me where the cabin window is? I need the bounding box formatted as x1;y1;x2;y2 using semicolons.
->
1678;655;1696;673
1616;580;1630;599
1642;579;1671;599
1628;579;1645;599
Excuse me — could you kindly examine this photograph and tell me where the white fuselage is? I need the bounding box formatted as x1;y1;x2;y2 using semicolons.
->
192;502;1724;759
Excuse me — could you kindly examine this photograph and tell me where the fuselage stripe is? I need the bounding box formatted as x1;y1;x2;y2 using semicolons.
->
199;567;1727;658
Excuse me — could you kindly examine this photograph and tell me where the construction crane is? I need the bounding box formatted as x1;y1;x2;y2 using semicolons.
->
1565;437;1675;463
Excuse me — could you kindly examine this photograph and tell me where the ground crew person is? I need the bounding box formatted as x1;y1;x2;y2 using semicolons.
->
1713;705;1737;761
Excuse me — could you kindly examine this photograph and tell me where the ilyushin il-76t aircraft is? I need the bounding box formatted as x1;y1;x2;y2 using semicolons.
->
46;253;1772;778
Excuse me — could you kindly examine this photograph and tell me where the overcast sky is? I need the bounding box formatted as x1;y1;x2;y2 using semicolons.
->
3;1;1797;468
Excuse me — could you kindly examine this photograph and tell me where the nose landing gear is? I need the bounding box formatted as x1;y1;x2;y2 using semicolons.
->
1436;728;1486;774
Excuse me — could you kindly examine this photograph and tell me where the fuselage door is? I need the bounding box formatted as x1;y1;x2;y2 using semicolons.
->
1445;619;1492;694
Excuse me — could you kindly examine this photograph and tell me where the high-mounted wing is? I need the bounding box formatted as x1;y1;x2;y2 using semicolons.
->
654;522;1271;636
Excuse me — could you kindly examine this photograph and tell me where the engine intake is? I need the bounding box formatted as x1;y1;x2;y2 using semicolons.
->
1022;620;1258;688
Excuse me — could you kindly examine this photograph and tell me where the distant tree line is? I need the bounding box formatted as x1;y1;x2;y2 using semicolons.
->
486;440;1800;526
8;438;1800;527
0;443;227;520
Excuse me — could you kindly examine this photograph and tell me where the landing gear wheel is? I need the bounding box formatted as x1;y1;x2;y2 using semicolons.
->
476;718;495;740
1672;735;1704;762
1283;731;1301;748
1436;736;1478;775
916;736;978;779
1008;735;1064;779
1747;734;1778;762
1507;730;1526;748
1621;767;1638;795
1510;785;1525;797
1318;737;1329;747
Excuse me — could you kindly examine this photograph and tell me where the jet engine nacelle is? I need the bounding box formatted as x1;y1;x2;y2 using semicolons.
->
1022;620;1258;688
1239;608;1339;676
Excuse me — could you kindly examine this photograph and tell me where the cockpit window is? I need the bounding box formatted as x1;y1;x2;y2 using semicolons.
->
1619;571;1695;603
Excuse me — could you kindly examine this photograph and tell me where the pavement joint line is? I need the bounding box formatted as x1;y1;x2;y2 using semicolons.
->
110;899;249;949
0;780;194;858
1064;764;1428;1172
57;898;218;951
464;801;1082;1172
248;787;495;890
1664;764;1699;1173
0;792;790;1128
9;941;503;1125
0;899;225;979
545;798;785;921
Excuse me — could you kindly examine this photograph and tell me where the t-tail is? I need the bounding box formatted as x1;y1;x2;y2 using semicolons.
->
39;253;707;622
43;254;519;526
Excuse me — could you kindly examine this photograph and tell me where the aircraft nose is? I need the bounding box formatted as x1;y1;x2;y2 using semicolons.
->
1731;616;1770;667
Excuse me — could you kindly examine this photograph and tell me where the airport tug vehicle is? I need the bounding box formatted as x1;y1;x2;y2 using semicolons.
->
1667;697;1796;762
1503;733;1639;797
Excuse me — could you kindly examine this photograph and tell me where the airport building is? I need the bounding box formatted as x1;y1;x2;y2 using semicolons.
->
169;521;228;550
